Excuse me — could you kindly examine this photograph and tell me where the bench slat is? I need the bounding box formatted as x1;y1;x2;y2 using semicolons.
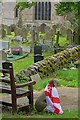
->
0;84;30;96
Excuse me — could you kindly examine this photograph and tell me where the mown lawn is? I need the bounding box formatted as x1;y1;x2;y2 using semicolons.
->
1;109;79;119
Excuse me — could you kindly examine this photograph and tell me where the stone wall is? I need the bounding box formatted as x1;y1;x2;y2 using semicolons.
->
16;46;80;81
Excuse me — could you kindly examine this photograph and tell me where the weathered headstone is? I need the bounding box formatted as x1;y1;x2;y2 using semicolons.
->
60;26;67;37
10;24;16;32
21;27;27;40
14;26;21;36
40;35;43;44
40;23;47;33
35;31;39;44
73;31;78;45
55;30;60;47
30;73;41;82
52;24;56;34
36;26;40;33
35;92;46;112
0;40;9;50
14;36;23;42
0;28;6;38
31;26;36;47
22;46;30;53
0;50;7;61
7;26;11;35
67;29;73;45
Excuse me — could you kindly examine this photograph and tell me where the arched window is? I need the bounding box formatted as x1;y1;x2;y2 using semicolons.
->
35;2;51;20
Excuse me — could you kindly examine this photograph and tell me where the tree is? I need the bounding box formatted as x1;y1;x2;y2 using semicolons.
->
17;2;35;11
16;2;35;27
55;2;80;45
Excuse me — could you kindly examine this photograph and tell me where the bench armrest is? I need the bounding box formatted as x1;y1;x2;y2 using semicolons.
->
16;80;36;88
0;69;9;73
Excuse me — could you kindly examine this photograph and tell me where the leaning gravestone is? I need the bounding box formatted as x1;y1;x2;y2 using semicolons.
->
30;73;41;82
35;92;47;112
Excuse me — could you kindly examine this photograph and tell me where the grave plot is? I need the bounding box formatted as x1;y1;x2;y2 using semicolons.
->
7;46;29;61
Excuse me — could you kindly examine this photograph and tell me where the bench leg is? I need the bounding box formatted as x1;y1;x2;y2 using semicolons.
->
29;91;33;106
11;93;17;114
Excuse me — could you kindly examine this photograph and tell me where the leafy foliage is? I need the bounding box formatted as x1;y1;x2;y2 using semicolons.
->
17;2;36;11
55;2;80;25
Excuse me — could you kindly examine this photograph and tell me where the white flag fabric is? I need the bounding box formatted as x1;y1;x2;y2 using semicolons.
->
44;83;63;114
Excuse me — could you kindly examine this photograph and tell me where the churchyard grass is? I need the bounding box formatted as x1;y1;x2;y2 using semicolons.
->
33;67;78;90
2;109;79;119
13;54;34;74
54;68;78;87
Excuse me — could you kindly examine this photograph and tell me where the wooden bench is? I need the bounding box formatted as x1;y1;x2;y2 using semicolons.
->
0;62;36;114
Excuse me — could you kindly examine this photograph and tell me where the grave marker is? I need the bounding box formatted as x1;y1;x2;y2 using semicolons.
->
30;73;41;82
67;29;73;45
0;40;9;50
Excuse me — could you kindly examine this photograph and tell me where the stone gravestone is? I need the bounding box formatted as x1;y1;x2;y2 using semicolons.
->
67;29;73;45
30;73;41;82
52;24;56;34
30;26;36;48
21;27;27;40
36;26;40;33
10;24;16;32
14;26;21;36
35;31;39;44
35;92;46;112
0;28;6;38
40;23;47;33
60;26;67;37
7;26;11;35
45;26;50;33
14;36;23;43
45;28;54;39
0;40;9;50
40;35;44;44
22;46;30;53
55;30;61;47
0;50;7;61
73;30;78;45
45;30;53;48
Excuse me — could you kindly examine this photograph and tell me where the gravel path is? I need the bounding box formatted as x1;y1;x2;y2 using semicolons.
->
0;87;79;113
